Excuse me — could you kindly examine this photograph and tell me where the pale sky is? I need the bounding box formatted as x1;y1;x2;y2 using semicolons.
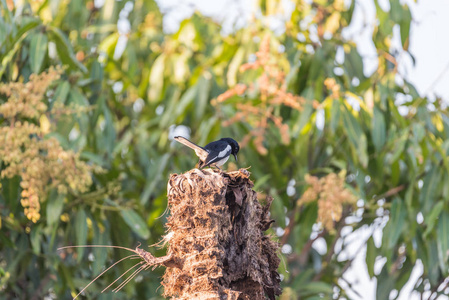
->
408;0;449;101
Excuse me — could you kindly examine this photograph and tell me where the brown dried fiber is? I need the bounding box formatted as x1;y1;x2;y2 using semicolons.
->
161;168;281;300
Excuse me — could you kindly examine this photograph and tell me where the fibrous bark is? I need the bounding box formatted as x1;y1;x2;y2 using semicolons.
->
161;168;281;300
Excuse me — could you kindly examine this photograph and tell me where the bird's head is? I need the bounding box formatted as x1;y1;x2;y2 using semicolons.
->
221;138;240;161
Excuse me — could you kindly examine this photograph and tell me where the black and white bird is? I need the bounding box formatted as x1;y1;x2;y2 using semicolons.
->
174;136;239;170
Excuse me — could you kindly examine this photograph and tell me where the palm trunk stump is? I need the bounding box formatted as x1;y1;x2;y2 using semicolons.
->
161;168;281;300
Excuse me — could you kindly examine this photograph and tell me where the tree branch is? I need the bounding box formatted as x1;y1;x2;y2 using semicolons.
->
313;210;348;281
280;203;301;246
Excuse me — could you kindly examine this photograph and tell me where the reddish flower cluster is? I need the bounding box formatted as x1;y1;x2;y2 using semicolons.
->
214;35;319;154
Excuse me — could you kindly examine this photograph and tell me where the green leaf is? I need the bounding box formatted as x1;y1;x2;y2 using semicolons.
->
427;240;440;285
376;264;395;300
383;198;406;249
174;84;197;118
0;230;14;249
291;269;314;288
357;134;369;169
102;103;117;155
46;190;65;226
30;224;42;254
98;32;119;55
395;259;414;292
0;18;40;78
226;47;245;86
388;131;408;164
0;18;6;47
120;209;150;239
52;81;71;106
419;167;440;215
0;0;13;24
309;49;324;80
197;116;220;145
342;106;368;167
195;75;211;120
344;47;364;79
29;32;48;74
400;6;411;49
47;26;87;73
80;151;108;167
424;201;444;237
296;203;318;250
299;282;333;296
437;210;449;276
68;86;89;106
342;106;363;145
270;189;285;227
75;209;88;259
92;222;108;275
372;106;386;151
292;101;314;136
140;153;170;205
148;53;165;102
390;159;400;187
253;174;271;190
389;0;402;23
0;32;28;78
330;99;341;133
1;176;21;213
366;236;376;278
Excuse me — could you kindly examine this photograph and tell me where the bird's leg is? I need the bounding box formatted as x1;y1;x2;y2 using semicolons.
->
214;165;224;173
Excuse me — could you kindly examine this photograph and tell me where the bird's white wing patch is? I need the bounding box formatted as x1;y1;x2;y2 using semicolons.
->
205;145;231;166
218;145;231;158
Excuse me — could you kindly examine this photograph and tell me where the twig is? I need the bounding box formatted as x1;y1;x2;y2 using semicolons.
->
313;210;348;281
373;184;406;201
339;275;363;299
424;60;449;96
287;230;326;265
280;204;301;245
30;274;52;300
429;277;449;300
390;248;406;274
340;238;368;276
340;218;385;275
419;274;425;300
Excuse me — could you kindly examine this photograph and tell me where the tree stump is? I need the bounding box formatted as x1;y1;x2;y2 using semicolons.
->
161;168;281;300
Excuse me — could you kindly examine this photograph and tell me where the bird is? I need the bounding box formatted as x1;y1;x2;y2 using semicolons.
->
174;136;239;170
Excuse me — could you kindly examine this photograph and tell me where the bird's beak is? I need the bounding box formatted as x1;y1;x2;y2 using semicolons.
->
233;153;238;161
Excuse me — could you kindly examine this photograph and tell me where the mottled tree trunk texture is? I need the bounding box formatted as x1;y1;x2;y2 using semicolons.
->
155;168;281;300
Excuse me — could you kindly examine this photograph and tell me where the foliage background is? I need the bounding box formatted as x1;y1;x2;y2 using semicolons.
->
1;0;449;299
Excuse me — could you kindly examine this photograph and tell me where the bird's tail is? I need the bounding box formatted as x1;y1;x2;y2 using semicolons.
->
174;136;209;161
174;136;204;151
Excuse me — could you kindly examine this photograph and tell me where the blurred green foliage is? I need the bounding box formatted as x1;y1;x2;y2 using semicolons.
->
1;0;448;299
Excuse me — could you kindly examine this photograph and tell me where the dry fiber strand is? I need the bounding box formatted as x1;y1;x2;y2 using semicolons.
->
160;168;281;300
